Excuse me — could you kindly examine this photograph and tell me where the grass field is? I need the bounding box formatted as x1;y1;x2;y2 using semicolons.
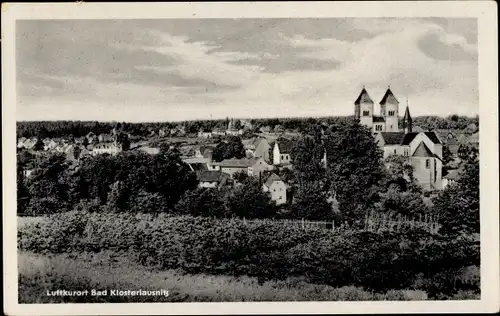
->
18;251;438;303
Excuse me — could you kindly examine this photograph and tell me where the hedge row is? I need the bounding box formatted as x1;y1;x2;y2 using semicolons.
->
18;211;480;296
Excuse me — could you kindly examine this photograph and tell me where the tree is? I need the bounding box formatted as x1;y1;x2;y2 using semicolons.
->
377;185;429;216
129;190;169;214
433;147;479;236
212;136;245;162
233;170;249;183
116;132;131;151
105;180;129;211
175;187;230;218
225;177;276;219
33;139;44;151
290;181;333;220
17;162;30;215
26;153;70;202
323;119;385;224
24;153;71;214
382;155;420;193
291;136;327;186
151;149;198;208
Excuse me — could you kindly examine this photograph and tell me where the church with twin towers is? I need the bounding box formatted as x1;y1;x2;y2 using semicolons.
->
354;86;412;134
353;86;445;191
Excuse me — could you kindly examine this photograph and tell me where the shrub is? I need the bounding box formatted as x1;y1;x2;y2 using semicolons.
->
18;211;479;295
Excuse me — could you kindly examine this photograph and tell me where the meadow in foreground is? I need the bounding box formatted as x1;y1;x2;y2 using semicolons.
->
19;251;447;303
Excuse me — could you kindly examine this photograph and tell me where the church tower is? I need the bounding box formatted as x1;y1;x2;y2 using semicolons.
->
354;86;374;129
402;100;413;133
379;86;399;132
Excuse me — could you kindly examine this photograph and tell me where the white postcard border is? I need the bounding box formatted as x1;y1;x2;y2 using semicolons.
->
2;2;499;315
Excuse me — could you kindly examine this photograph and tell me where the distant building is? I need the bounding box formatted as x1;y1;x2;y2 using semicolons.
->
44;139;59;151
98;133;114;143
435;130;460;157
262;173;287;205
196;171;230;189
92;141;122;155
242;137;272;163
138;146;160;155
254;138;272;162
194;146;215;159
214;157;273;178
86;132;97;144
442;168;461;190
197;129;213;138
467;131;479;149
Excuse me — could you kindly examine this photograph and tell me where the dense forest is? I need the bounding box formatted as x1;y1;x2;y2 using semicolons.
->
16;115;479;139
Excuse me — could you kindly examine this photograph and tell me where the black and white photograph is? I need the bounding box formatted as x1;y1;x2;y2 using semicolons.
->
2;2;499;315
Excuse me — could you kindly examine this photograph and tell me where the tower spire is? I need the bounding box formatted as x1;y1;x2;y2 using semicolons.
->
403;98;412;133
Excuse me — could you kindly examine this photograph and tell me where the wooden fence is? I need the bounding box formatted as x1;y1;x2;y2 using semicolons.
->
364;211;440;234
241;212;441;234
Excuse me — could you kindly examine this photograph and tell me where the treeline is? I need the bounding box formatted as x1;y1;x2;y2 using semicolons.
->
17;114;478;139
411;115;479;132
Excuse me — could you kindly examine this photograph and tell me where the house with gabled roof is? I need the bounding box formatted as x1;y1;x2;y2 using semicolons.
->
273;139;294;167
242;137;272;162
213;157;273;178
262;173;287;205
196;171;230;189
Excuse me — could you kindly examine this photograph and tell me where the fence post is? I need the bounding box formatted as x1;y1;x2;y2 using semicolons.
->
332;220;335;232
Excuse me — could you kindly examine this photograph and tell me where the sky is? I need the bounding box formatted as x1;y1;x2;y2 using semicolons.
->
16;18;478;122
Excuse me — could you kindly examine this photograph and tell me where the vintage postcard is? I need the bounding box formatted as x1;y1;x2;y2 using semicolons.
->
2;1;499;315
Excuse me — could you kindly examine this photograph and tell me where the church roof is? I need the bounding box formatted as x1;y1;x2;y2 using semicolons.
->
399;131;442;146
373;116;386;123
424;132;441;144
354;88;374;105
379;88;399;105
412;142;434;157
380;132;406;145
401;132;419;145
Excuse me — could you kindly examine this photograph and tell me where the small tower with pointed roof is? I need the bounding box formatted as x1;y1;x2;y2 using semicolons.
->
354;86;374;129
402;99;413;133
380;86;399;132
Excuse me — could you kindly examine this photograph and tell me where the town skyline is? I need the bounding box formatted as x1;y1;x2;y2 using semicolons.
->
17;18;478;122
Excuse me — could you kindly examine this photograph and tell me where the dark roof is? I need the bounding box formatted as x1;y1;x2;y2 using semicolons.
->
412;142;434;157
380;132;406;145
264;173;283;187
276;139;294;154
215;158;256;167
354;88;374;105
373;116;386;123
424;132;441;144
403;105;412;121
191;163;209;171
379;88;399;105
197;171;224;182
401;132;419;145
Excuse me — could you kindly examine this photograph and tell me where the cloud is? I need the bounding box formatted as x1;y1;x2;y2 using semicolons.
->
16;18;478;122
